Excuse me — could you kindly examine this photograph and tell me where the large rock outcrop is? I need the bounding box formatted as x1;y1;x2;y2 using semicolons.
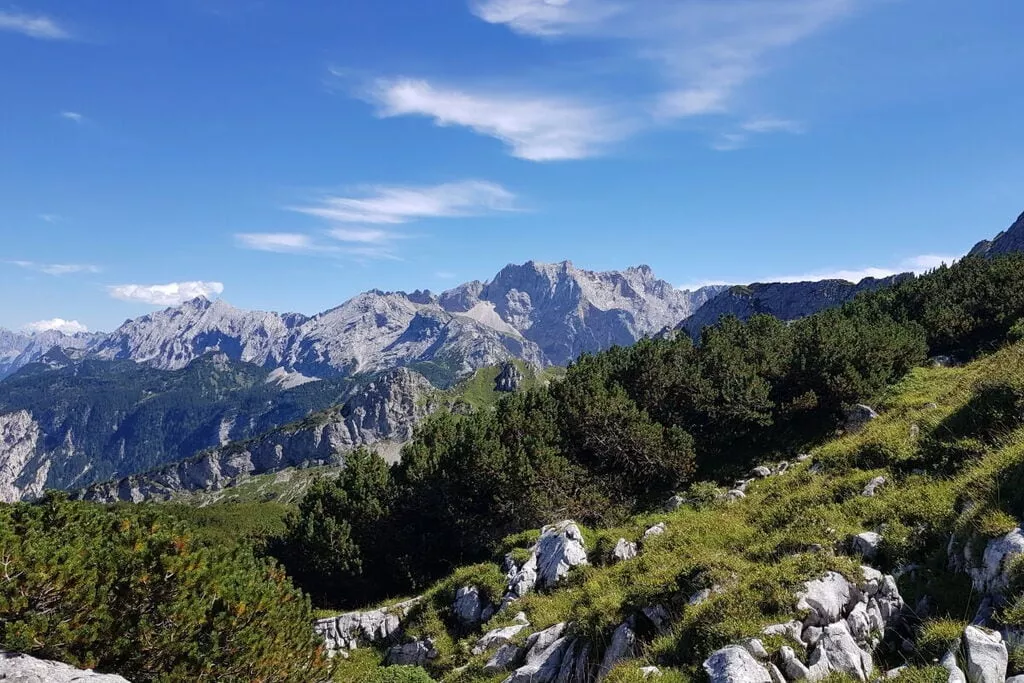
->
313;597;422;655
0;650;131;682
503;521;589;603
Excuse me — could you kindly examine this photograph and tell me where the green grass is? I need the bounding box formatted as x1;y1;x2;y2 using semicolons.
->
433;360;565;411
329;341;1024;682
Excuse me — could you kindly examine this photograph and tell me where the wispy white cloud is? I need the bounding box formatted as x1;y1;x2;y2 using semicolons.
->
60;111;84;124
328;227;399;244
679;254;958;290
0;11;71;40
469;0;860;145
368;78;630;161
470;0;623;37
434;270;458;280
741;118;805;134
38;213;60;223
8;260;101;276
291;180;518;224
235;232;319;254
23;318;89;335
109;281;225;306
711;118;805;150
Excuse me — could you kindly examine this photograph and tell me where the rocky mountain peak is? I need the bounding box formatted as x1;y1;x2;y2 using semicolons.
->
970;210;1024;257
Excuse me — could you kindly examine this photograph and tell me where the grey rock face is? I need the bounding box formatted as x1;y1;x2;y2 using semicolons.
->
970;211;1024;257
852;532;883;560
501;522;588;607
484;643;523;674
503;623;571;683
480;261;723;367
495;361;524;392
862;476;887;497
845;405;880;433
77;261;723;380
962;626;1007;683
0;329;101;380
80;368;432;502
454;586;485;627
0;411;50;503
386;639;438;667
313;596;422;654
643;522;667;540
679;275;910;338
941;647;968;683
703;645;772;683
780;645;811;680
797;572;857;626
0;651;131;682
474;622;530;656
597;621;636;681
808;621;873;681
966;528;1024;594
611;538;638;563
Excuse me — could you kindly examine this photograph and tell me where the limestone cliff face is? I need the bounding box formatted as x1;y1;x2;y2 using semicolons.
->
79;368;432;503
0;411;50;503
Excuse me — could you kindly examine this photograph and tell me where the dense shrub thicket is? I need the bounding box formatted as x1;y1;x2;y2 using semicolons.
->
0;494;329;682
275;254;1024;609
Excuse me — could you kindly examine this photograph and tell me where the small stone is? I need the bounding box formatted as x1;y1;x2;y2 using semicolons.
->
612;538;638;563
643;523;667;540
742;638;770;660
639;666;662;678
852;531;883;560
664;494;686;511
862;476;887;497
703;645;772;683
845;404;880;433
726;489;746;501
751;466;772;479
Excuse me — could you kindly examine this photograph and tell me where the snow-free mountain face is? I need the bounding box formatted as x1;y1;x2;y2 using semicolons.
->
3;261;722;384
0;329;102;380
970;210;1024;258
442;261;725;366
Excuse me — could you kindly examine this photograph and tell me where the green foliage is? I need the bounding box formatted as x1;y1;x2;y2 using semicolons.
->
364;666;435;683
0;493;328;682
275;448;393;608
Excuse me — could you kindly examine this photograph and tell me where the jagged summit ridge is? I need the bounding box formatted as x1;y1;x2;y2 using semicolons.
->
1;261;724;381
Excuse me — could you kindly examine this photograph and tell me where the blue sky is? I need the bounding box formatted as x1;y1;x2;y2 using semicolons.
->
2;0;1023;333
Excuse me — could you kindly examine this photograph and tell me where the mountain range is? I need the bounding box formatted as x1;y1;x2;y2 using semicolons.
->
2;210;1022;503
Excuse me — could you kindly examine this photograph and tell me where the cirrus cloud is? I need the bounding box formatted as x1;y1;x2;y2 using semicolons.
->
0;11;71;40
108;281;225;306
367;78;631;161
23;318;89;335
7;260;102;276
290;180;518;224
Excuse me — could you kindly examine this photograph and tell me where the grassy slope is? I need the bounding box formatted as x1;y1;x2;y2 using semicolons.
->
334;342;1024;682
